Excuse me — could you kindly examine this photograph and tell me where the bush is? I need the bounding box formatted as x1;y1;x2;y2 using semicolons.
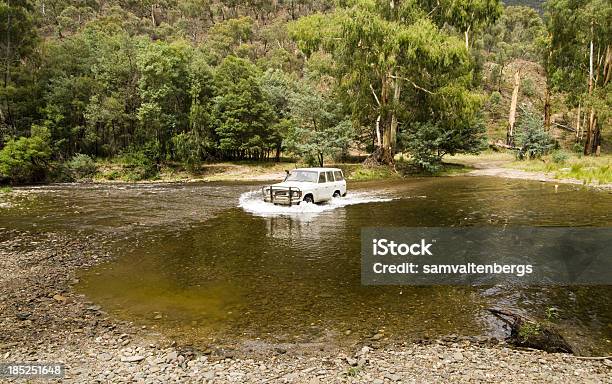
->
572;142;583;154
521;78;536;97
171;132;212;171
400;120;485;173
489;91;502;106
515;110;553;160
0;127;52;184
551;150;569;164
118;150;158;181
66;154;97;180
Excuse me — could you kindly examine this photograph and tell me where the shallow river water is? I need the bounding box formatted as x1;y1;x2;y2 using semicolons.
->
2;176;611;355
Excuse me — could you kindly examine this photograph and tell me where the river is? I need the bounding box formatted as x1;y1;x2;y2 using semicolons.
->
1;176;610;355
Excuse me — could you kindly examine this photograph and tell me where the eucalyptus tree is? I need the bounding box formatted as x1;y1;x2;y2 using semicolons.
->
284;79;353;167
544;0;611;155
84;31;142;156
482;6;546;144
0;0;38;137
211;56;276;160
421;0;503;49
290;0;484;165
137;40;192;157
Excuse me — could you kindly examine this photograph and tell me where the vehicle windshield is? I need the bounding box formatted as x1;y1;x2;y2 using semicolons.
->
284;170;318;183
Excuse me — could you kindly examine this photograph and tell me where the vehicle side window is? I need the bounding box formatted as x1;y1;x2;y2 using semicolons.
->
318;172;326;183
326;171;334;182
334;171;344;181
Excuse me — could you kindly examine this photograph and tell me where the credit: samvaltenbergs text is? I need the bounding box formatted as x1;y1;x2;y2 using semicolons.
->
372;262;533;277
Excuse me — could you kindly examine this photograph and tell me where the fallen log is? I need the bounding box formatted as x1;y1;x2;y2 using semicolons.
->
488;140;518;151
552;122;577;132
488;308;574;354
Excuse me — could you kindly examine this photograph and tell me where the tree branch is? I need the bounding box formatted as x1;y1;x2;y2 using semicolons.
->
369;84;381;106
389;75;434;95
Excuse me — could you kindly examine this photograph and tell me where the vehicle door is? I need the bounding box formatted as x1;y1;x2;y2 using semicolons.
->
325;171;336;199
316;171;327;201
334;170;346;195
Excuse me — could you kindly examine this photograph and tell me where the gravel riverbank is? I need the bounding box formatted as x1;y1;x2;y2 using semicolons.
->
1;221;610;383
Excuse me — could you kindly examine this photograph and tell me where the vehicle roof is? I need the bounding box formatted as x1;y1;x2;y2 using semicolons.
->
292;167;343;172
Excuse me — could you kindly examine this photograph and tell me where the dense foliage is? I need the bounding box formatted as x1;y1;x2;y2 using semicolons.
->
0;0;609;183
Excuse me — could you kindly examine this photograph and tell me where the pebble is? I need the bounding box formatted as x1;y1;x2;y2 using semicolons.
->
98;353;113;361
453;352;464;361
121;355;145;363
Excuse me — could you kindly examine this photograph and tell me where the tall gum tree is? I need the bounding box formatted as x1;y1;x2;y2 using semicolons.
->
290;0;484;164
544;0;611;155
420;0;502;49
0;0;38;136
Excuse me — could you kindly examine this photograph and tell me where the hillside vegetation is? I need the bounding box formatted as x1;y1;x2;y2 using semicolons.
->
0;0;609;183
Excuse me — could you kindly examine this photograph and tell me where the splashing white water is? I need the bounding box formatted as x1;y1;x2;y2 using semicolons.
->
238;190;393;218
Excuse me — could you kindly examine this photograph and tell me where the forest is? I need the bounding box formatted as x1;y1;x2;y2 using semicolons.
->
0;0;610;183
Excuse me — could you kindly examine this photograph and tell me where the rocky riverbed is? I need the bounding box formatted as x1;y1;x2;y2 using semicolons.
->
1;222;611;383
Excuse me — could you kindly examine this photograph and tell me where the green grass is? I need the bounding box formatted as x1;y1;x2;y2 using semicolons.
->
346;165;399;181
344;366;362;377
437;163;473;176
0;186;12;193
518;322;542;342
445;150;516;166
508;154;612;185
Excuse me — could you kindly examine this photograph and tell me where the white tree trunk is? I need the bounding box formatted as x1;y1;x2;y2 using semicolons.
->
389;77;402;151
375;115;381;147
576;103;581;139
507;70;520;145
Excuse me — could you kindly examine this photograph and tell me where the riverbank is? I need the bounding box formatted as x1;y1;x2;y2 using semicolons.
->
92;161;401;183
446;152;612;190
88;152;612;190
2;151;611;189
1;228;610;383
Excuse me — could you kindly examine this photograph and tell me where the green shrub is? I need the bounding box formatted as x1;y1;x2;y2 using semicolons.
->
66;154;97;180
401;121;485;173
521;78;536;97
171;132;212;171
515;110;553;160
118;150;158;181
303;153;320;167
0;127;52;184
489;91;502;105
551;150;569;164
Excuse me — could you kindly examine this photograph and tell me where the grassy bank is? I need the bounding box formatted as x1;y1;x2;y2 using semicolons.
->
93;160;404;183
91;159;475;183
444;151;516;167
506;153;612;185
93;159;298;183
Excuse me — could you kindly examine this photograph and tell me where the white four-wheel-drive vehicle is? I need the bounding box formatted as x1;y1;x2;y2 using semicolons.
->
262;167;347;205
